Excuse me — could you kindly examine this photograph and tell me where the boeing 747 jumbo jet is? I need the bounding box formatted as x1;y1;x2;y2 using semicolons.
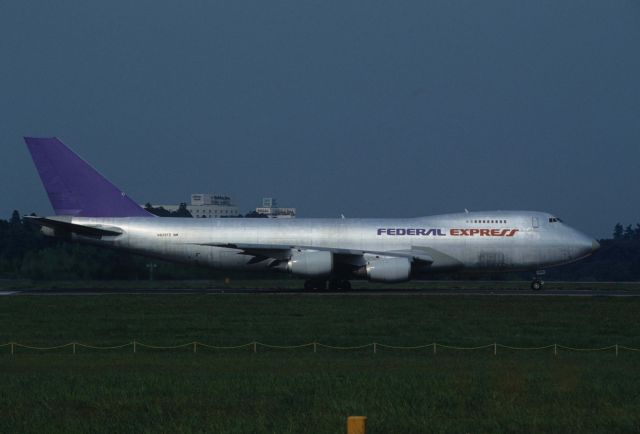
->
24;137;599;290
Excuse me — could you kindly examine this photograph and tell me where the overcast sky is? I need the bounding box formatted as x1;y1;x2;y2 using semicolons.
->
1;1;638;238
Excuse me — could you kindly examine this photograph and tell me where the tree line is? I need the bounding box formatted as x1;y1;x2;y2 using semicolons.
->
613;223;640;241
0;210;639;281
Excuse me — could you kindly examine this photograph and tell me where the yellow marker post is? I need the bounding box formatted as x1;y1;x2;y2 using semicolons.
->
347;416;366;434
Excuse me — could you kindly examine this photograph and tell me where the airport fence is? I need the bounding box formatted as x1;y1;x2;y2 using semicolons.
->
2;341;640;356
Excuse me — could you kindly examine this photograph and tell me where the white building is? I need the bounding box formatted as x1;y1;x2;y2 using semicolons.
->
149;193;240;218
255;197;296;218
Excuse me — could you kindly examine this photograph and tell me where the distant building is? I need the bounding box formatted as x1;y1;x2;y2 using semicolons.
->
147;193;240;218
255;197;296;218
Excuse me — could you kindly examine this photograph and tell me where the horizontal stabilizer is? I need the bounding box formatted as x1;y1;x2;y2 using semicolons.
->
25;216;123;238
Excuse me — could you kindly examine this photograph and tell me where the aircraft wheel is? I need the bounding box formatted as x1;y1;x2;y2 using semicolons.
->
531;279;543;291
328;279;339;291
305;279;327;291
339;280;351;291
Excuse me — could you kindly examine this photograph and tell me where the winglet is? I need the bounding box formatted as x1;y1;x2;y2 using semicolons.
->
24;137;153;217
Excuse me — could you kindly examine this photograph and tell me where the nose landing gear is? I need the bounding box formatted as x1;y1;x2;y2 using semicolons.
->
531;270;545;291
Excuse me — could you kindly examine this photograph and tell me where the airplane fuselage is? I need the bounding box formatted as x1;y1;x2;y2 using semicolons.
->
58;210;598;281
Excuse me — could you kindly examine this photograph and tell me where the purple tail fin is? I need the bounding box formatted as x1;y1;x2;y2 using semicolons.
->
24;137;153;217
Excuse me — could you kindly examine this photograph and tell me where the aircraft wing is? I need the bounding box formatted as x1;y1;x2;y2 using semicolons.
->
198;242;434;264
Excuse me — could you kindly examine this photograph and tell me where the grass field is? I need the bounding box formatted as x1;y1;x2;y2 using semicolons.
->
1;292;640;433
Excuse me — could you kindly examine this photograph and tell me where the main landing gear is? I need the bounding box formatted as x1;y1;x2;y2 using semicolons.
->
303;279;351;291
304;279;326;291
328;279;351;291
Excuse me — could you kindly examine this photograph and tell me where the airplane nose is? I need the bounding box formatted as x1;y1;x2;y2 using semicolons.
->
573;231;598;257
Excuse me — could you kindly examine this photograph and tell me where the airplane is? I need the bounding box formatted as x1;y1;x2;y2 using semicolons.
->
23;137;599;291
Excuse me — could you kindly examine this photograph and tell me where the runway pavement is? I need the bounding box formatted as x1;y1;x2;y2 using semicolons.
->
4;288;640;297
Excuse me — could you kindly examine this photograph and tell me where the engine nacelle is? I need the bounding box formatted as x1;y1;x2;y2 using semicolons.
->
366;257;411;283
287;250;333;277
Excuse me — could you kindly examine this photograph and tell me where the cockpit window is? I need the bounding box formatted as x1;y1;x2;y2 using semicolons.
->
548;217;563;223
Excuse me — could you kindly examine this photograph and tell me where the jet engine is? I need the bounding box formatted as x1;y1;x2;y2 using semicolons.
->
366;257;411;283
287;250;333;277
